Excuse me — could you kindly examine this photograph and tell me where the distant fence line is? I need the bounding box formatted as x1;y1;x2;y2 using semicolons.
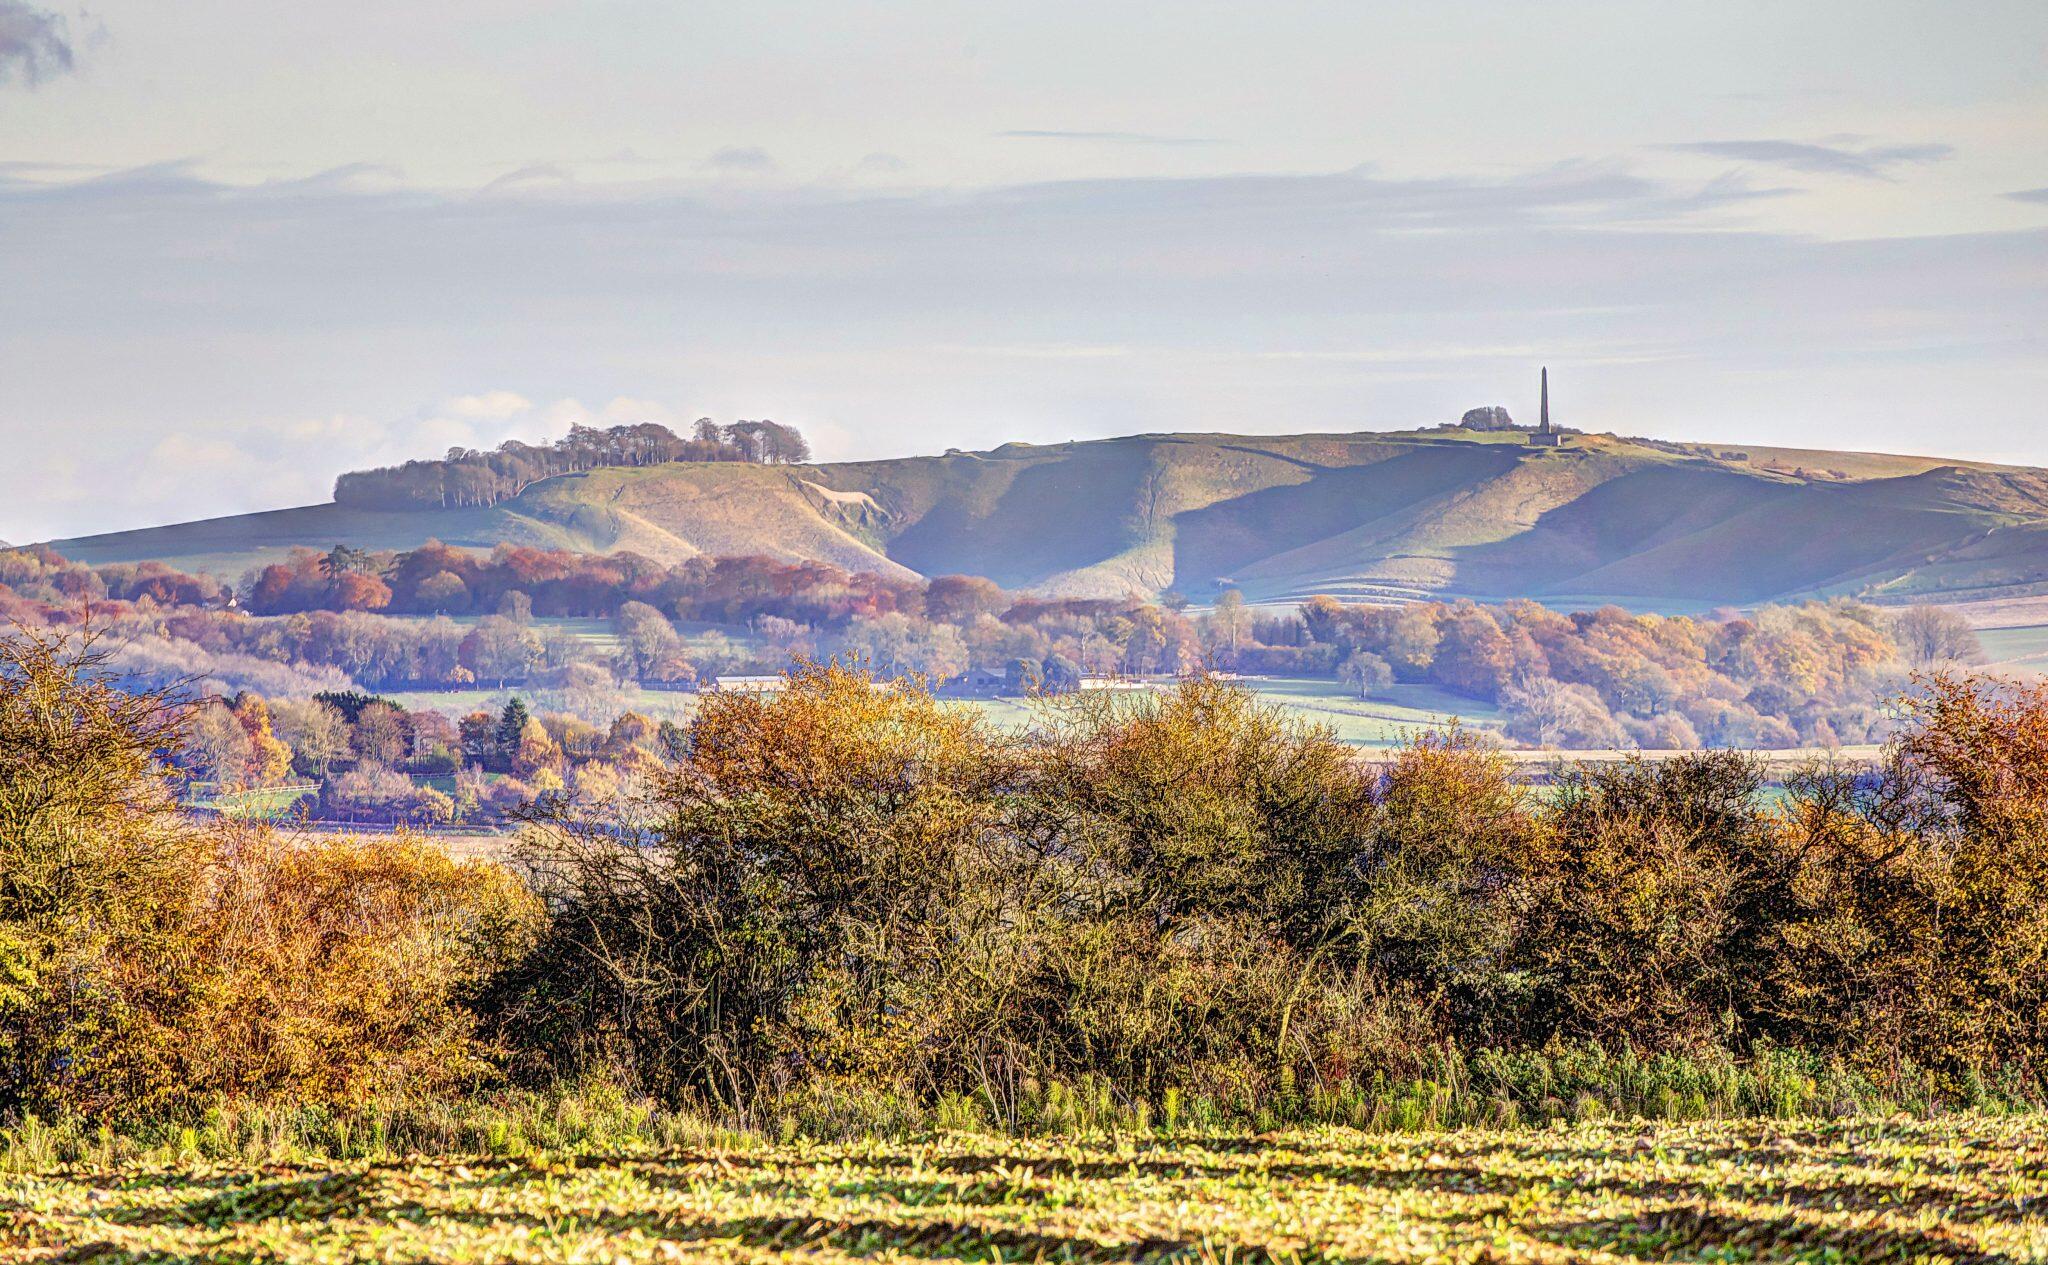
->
1356;744;1883;778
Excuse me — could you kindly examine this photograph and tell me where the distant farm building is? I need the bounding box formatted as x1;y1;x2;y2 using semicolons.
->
706;675;783;695
941;667;1009;697
1078;676;1154;693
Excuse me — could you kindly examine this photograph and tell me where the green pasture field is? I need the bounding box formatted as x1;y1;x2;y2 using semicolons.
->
9;1117;2042;1262
1249;677;1501;743
432;614;735;660
946;678;1498;748
379;687;699;723
181;783;318;820
435;615;625;652
1979;623;2048;677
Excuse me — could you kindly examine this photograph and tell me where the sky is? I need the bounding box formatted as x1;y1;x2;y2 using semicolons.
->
1;0;2044;542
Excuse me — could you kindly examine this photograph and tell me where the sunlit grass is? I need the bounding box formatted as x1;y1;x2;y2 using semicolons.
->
8;1116;2042;1262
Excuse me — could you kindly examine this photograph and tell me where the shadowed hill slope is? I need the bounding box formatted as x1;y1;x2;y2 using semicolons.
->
47;428;2048;607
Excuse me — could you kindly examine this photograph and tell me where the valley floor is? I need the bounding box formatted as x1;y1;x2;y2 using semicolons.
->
8;1116;2043;1262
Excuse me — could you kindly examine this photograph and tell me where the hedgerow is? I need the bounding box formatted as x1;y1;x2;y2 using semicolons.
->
4;631;2046;1142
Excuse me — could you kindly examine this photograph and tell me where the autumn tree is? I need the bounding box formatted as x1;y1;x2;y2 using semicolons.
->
1204;590;1249;662
184;700;258;787
613;601;686;681
414;570;472;613
352;700;411;767
0;628;203;1115
1338;649;1393;699
270;698;351;775
1891;605;1984;667
231;693;295;785
924;574;1009;625
1866;672;2048;1071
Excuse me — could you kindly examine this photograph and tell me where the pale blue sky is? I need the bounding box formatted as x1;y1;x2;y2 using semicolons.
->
1;1;2044;539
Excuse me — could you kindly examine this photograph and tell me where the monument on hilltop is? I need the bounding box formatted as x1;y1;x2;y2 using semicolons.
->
1528;367;1566;447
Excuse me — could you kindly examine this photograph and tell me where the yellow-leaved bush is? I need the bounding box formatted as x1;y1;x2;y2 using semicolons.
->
0;629;539;1121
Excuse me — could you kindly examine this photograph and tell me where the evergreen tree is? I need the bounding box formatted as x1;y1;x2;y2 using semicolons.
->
495;698;531;756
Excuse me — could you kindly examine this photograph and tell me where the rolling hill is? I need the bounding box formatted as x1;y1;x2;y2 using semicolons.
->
47;427;2048;608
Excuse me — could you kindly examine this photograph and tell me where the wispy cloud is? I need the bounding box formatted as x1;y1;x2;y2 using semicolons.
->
703;146;777;173
481;163;574;193
1;159;2041;539
0;0;72;87
2006;187;2048;205
999;130;1222;147
1666;138;1953;180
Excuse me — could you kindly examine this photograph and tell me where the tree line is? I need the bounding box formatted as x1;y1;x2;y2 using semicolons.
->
1300;595;1969;749
0;543;1987;750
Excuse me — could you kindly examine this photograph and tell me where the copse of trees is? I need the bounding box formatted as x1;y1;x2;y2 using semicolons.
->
1301;595;1906;748
239;544;914;623
167;682;671;827
0;545;228;613
333;419;812;510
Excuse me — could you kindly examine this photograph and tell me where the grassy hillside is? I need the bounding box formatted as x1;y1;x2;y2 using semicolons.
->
49;427;2048;606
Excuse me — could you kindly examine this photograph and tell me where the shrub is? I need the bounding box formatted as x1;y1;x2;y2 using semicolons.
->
505;661;1028;1106
1856;673;2048;1077
1356;728;1539;1038
1515;752;1775;1051
178;831;541;1110
0;628;540;1121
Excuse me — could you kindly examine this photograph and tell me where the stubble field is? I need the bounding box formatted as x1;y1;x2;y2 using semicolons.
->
8;1116;2043;1263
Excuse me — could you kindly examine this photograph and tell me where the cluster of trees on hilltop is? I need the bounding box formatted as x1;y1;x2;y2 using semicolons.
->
11;634;2048;1129
332;418;811;510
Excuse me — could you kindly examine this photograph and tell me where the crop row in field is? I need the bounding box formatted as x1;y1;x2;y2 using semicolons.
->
8;1116;2043;1263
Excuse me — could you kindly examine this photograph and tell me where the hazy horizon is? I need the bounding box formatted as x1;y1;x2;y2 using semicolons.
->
3;0;2044;542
